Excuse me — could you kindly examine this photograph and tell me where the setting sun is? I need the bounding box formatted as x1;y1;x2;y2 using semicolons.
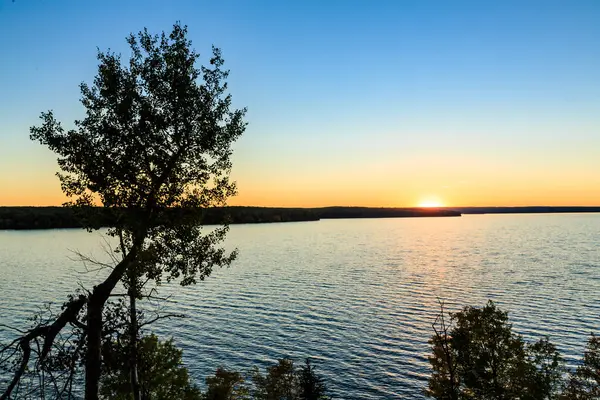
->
417;199;444;208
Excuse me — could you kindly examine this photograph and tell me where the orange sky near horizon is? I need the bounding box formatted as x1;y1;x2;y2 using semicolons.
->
3;185;600;208
2;2;600;209
2;155;599;208
2;125;600;208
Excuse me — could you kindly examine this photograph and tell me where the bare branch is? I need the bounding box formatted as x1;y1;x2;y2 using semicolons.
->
100;235;121;264
69;249;115;273
70;319;87;331
139;313;187;329
58;332;87;399
0;323;27;334
1;332;32;400
0;295;87;400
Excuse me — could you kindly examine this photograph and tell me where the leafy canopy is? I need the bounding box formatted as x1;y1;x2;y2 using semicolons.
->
427;300;564;400
100;331;330;400
101;334;202;400
560;334;600;399
30;22;247;286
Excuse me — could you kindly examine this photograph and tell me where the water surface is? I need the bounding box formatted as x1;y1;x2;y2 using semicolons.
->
1;214;599;398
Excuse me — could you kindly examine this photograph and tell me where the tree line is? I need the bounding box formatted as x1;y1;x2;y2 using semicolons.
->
0;206;462;230
0;206;320;230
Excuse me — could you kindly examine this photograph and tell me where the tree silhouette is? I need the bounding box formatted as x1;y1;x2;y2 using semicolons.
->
560;334;600;399
1;22;246;400
426;300;564;399
101;334;202;400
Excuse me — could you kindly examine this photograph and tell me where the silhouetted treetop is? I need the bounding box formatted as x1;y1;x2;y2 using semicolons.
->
30;23;246;229
18;22;247;400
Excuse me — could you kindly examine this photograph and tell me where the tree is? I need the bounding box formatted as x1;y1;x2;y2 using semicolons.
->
2;22;246;400
100;334;202;400
297;359;330;400
560;334;600;399
101;333;330;400
97;316;329;400
426;300;564;400
251;359;330;400
195;358;331;400
203;368;250;400
252;359;297;400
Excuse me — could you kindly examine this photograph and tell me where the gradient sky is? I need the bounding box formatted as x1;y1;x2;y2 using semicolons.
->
1;0;599;207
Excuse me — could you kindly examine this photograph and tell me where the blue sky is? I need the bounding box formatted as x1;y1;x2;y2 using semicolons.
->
1;0;599;206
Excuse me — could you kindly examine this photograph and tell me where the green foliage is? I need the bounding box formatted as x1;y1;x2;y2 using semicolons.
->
100;332;330;400
426;300;564;400
560;334;600;399
204;368;250;400
252;359;297;400
297;359;330;400
100;334;201;400
25;23;246;398
250;358;330;400
199;358;331;400
527;337;564;398
30;22;246;287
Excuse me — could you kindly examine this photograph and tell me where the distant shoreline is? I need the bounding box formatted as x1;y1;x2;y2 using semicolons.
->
450;206;600;214
1;206;599;230
0;206;457;230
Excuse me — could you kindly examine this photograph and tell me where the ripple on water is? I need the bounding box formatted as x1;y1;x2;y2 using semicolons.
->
1;214;600;399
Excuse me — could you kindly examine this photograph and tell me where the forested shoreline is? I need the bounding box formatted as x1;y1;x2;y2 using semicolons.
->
3;206;600;230
0;206;460;230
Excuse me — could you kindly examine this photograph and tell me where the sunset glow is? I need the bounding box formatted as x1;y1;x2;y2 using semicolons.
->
418;200;444;208
1;2;599;208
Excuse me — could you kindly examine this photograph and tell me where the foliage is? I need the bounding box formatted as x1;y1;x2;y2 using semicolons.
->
99;331;329;400
250;358;330;400
1;21;246;400
0;206;467;230
297;359;330;400
426;300;564;400
251;359;297;399
100;334;201;400
29;21;247;286
560;334;600;399
203;368;250;400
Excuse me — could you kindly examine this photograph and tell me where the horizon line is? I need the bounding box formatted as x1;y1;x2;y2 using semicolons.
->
2;205;600;209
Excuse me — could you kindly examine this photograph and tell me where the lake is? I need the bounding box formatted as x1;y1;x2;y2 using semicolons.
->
1;213;599;398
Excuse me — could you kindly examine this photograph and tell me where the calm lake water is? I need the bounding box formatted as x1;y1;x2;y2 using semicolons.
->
1;214;600;398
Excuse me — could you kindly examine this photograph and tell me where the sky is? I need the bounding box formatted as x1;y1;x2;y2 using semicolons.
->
0;0;599;207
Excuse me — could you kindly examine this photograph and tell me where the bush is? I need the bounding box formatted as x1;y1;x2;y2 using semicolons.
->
100;334;330;400
426;300;564;399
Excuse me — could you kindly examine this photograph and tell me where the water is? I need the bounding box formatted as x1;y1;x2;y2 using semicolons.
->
1;214;599;398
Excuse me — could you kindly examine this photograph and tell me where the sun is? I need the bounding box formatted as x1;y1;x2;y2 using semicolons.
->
417;198;444;208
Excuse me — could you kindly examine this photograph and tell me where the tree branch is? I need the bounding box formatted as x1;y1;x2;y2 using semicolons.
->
0;295;87;400
138;313;187;329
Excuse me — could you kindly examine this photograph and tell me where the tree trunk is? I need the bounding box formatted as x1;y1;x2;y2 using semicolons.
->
83;235;143;400
129;286;141;400
85;296;103;400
